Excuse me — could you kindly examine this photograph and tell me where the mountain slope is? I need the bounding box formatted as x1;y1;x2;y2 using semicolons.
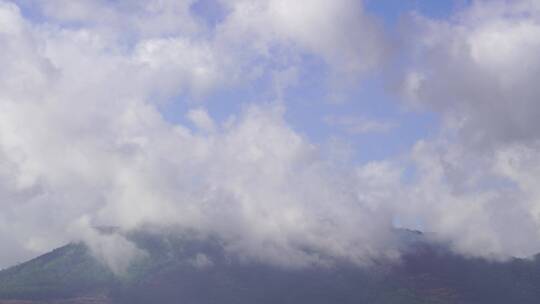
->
0;243;114;300
1;230;540;303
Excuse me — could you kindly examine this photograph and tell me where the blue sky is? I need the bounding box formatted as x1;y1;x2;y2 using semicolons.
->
164;0;464;164
16;0;458;165
368;0;470;23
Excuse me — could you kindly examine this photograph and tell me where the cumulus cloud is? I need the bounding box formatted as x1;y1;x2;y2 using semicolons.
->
395;0;540;259
401;0;540;147
217;0;388;76
22;0;389;96
0;0;395;269
393;139;540;259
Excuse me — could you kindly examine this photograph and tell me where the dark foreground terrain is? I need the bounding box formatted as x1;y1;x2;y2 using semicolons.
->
1;229;540;304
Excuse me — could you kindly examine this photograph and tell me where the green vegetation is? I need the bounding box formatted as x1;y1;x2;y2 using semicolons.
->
0;243;115;300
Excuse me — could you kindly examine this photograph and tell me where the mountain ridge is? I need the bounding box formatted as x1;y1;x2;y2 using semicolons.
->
1;229;540;303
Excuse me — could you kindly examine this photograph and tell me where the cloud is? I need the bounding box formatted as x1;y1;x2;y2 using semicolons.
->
25;0;201;38
187;108;216;133
189;253;214;268
394;0;540;259
401;0;540;147
217;0;389;76
0;0;395;269
21;0;389;97
393;139;540;259
69;218;147;275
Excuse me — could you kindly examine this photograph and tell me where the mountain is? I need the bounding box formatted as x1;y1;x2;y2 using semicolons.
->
1;229;540;304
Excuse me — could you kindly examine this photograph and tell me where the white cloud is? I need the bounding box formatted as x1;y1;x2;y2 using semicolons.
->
401;0;540;146
29;0;201;39
69;218;147;275
395;0;540;259
20;0;389;99
217;0;389;78
187;107;216;133
394;139;540;259
0;0;394;269
189;253;214;268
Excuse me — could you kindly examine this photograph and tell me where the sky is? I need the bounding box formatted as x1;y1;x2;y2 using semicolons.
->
1;0;540;271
